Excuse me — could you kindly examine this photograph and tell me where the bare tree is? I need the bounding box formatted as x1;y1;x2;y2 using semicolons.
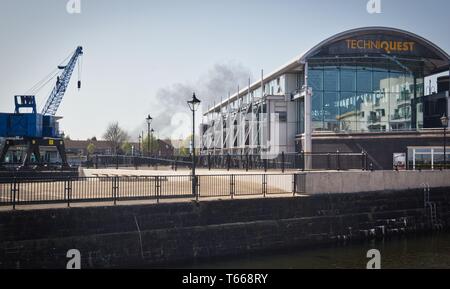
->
103;122;129;155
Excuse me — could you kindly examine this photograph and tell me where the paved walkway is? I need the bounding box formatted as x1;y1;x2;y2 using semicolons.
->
81;167;300;177
0;193;307;212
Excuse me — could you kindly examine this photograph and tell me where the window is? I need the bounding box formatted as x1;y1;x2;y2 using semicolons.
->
302;58;424;133
324;69;339;91
309;68;323;91
340;69;356;92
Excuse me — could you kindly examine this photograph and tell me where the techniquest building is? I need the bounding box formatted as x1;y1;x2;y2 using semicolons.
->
200;27;450;170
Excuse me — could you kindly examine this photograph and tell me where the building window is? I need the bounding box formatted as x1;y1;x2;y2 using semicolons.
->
304;58;424;133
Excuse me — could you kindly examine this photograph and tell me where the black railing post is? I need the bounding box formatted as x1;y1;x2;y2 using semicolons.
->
227;153;231;171
112;176;118;205
264;158;268;173
155;176;160;204
11;178;17;210
293;174;297;196
208;153;211;171
65;179;72;208
262;174;267;198
281;152;285;173
195;175;199;202
230;175;235;200
95;155;98;169
197;175;200;200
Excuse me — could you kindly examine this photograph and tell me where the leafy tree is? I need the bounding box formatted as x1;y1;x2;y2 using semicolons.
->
142;135;160;156
121;142;133;155
103;122;129;155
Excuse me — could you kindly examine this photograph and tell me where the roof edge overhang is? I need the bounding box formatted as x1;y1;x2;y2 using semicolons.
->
298;26;450;63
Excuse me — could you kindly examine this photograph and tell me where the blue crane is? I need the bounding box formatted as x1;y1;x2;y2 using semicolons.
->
0;46;83;170
41;46;83;116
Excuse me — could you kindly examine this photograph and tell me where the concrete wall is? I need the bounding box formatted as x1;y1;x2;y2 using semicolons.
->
1;187;450;269
305;170;450;194
307;132;450;170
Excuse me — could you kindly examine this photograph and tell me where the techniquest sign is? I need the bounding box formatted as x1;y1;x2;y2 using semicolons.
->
345;39;415;53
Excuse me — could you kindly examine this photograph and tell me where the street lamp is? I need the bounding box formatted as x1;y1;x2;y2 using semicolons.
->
146;115;152;157
187;92;201;201
138;135;142;157
441;114;449;169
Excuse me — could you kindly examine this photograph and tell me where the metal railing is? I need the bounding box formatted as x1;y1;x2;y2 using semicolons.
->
0;173;306;209
83;152;369;172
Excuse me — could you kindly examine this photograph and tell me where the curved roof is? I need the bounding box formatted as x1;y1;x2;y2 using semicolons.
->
298;26;450;74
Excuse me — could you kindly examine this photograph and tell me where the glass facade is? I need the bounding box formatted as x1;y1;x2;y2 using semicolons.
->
307;58;425;132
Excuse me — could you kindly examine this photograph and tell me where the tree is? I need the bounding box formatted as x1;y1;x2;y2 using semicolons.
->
121;142;133;155
103;122;129;155
142;135;160;156
86;143;95;156
178;135;194;156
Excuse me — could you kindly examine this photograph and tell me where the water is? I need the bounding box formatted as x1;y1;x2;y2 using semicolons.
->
181;232;450;269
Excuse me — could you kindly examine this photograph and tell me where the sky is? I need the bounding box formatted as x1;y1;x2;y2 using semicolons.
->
0;0;449;141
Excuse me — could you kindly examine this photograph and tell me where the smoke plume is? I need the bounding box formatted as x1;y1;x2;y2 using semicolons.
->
132;61;252;142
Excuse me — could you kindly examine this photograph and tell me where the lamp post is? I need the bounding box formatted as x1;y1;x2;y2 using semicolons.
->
146;115;152;167
187;93;201;201
138;135;142;157
441;114;449;169
150;128;155;157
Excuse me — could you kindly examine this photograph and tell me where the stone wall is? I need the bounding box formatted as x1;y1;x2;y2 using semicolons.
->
304;170;450;194
1;188;449;268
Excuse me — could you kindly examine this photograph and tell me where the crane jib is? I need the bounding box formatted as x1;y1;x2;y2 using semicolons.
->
41;46;83;116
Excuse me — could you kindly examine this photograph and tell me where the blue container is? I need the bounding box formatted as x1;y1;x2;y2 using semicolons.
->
9;114;43;138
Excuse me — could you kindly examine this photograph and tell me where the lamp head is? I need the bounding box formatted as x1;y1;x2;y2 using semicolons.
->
146;114;153;124
187;92;201;111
